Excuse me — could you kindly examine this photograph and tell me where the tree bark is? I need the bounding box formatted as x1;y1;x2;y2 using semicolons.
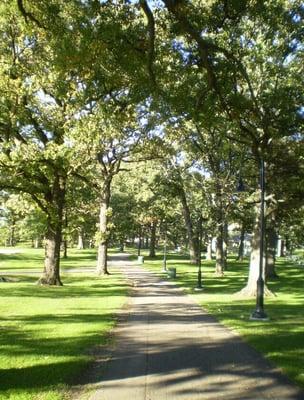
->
179;188;199;263
277;238;285;257
215;206;226;276
37;176;65;286
34;237;42;248
149;221;157;257
63;239;68;259
236;224;245;261
38;224;63;285
215;230;225;276
77;230;85;249
96;181;111;275
206;237;213;260
9;217;16;246
236;206;273;297
266;224;279;279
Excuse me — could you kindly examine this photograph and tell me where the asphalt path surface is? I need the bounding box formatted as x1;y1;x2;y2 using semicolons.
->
78;254;304;400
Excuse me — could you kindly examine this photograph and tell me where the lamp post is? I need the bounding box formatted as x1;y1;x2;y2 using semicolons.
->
162;221;168;272
195;215;204;291
137;226;142;257
250;157;268;321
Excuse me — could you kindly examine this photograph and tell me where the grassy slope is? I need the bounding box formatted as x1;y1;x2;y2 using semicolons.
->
0;248;128;400
135;249;304;389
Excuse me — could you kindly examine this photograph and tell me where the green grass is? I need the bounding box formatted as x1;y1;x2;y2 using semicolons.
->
0;248;128;400
138;248;304;389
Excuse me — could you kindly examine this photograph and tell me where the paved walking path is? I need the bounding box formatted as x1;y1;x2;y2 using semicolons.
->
81;254;304;400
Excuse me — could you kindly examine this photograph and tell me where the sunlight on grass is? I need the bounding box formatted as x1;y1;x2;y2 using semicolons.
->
0;248;128;400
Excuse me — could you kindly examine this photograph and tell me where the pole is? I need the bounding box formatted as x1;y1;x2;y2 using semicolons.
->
162;221;167;272
250;157;268;320
137;226;142;257
195;215;203;291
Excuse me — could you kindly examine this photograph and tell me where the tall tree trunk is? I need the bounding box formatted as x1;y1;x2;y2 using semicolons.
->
266;224;279;279
215;207;226;276
137;226;142;256
223;221;228;270
96;181;111;275
62;213;68;259
179;188;199;263
236;206;273;297
34;237;42;249
206;237;213;260
236;224;245;261
38;224;63;285
38;176;65;286
77;230;85;249
63;240;68;259
9;218;15;246
277;238;285;257
215;230;225;276
149;221;157;257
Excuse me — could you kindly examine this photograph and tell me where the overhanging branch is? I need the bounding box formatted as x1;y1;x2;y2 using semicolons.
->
139;0;157;86
16;0;45;29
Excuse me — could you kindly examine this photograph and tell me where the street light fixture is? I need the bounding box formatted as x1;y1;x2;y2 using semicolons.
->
250;157;269;321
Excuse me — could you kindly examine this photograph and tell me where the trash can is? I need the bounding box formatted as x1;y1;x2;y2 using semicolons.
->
138;255;144;264
167;267;176;279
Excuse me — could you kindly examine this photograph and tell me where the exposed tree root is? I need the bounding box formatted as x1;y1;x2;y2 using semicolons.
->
96;270;111;276
234;284;276;298
37;276;63;286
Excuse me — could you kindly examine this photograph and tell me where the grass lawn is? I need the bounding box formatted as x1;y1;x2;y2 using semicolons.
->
0;247;128;400
133;248;304;389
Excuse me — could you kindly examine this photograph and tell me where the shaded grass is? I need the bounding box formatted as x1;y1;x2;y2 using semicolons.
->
0;248;128;400
140;250;304;389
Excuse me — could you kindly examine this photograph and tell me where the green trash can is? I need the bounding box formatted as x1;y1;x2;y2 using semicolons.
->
167;267;176;279
138;256;144;264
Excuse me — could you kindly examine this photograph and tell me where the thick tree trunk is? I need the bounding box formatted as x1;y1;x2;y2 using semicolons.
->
63;239;68;259
215;233;225;276
37;176;65;286
179;188;199;263
77;230;85;249
215;208;226;276
149;221;157;257
266;224;279;279
96;182;111;275
34;237;42;249
236;206;273;297
206;237;213;260
277;238;285;257
236;224;245;261
38;223;63;286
